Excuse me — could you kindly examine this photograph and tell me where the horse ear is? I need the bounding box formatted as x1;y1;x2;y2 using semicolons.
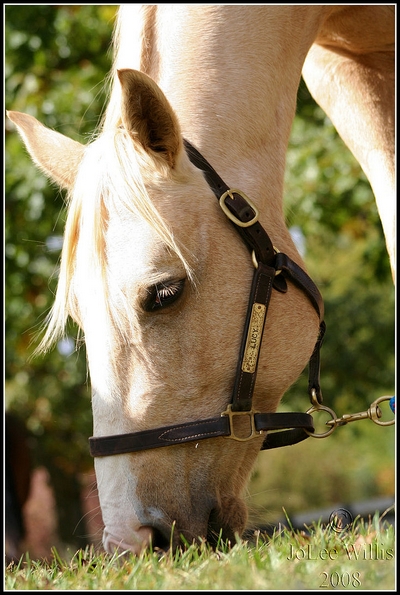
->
7;111;85;190
118;69;182;168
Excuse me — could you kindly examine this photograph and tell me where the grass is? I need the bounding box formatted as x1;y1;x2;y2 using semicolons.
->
5;515;395;591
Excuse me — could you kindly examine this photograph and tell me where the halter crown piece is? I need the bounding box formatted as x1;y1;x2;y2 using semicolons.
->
89;140;326;457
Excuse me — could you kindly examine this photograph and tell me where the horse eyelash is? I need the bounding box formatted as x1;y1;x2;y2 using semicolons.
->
156;281;182;299
148;279;185;310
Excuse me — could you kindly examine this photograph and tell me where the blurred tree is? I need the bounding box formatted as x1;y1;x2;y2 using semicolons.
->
5;6;395;546
283;79;395;413
5;5;118;548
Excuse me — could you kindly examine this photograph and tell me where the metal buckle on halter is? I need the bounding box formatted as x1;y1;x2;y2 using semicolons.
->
221;404;262;441
219;189;259;228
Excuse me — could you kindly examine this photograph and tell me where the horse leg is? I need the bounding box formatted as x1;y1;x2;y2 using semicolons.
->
302;7;395;281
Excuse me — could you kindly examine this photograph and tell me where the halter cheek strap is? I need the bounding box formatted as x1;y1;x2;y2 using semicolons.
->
183;140;325;409
89;140;326;457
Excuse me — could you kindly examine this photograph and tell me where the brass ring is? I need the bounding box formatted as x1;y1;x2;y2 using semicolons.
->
251;250;259;269
371;396;395;426
305;404;338;438
251;248;282;274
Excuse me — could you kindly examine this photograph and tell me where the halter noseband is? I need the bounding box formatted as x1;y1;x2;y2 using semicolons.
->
89;140;326;458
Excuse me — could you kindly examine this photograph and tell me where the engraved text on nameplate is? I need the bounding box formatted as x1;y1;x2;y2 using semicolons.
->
241;303;267;373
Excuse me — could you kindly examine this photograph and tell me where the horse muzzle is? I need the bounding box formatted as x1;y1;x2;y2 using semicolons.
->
102;499;246;554
103;526;154;555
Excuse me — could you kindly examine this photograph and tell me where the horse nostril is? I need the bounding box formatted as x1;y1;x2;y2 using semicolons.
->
207;508;235;548
207;508;223;546
148;526;172;552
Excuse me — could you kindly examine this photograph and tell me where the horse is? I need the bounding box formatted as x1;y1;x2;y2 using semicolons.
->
7;5;395;554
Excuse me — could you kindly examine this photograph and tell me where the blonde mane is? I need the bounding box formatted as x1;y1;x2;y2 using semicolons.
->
38;127;193;353
103;5;156;132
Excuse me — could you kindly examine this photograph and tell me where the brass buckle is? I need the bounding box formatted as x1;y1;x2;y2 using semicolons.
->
219;189;259;228
221;405;262;441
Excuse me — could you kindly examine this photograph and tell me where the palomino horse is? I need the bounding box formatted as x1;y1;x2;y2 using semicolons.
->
8;5;394;554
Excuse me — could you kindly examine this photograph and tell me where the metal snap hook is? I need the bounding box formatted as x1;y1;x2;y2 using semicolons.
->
325;395;395;428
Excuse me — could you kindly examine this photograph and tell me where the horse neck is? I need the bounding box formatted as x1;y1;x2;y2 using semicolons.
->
105;5;330;247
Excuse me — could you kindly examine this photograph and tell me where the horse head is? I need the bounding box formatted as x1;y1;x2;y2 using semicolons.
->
7;69;323;553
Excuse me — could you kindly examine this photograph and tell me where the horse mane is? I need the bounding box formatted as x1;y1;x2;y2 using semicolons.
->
102;5;157;131
37;127;194;354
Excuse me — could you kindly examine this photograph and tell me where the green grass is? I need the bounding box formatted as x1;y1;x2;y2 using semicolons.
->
5;516;394;591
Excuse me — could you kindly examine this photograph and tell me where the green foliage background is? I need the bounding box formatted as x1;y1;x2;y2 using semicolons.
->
5;6;395;547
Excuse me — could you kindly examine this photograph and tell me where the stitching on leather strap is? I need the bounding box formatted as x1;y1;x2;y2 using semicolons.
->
159;419;226;442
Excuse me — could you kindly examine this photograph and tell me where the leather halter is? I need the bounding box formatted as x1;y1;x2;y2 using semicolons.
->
89;140;326;458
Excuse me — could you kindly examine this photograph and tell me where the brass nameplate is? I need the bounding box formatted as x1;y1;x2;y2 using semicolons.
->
241;303;266;373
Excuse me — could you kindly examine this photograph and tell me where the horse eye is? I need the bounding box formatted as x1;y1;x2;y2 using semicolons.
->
145;279;186;311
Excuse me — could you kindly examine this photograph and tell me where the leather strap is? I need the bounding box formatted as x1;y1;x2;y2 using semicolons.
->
89;418;231;456
308;321;326;404
274;251;326;403
257;412;314;449
261;427;312;450
183;139;276;267
89;412;314;456
231;262;275;411
274;252;324;321
184;139;325;407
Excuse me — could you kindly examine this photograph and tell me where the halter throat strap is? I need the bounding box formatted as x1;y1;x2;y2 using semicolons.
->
89;140;326;457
